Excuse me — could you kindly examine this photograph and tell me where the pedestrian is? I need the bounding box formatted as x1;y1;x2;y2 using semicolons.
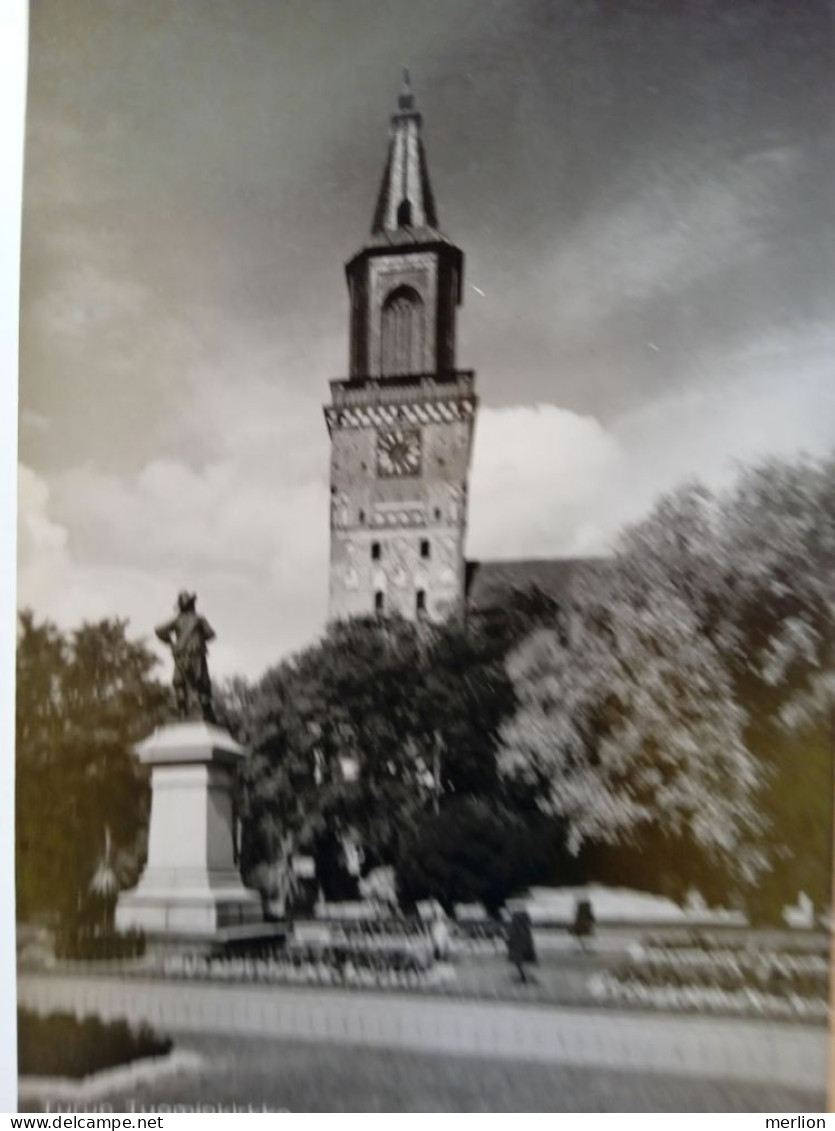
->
507;910;536;983
571;898;596;952
430;909;451;961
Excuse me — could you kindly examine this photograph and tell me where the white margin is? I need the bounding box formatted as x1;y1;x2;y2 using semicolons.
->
0;0;26;1117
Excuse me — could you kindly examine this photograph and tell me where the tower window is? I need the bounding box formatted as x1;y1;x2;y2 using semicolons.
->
358;508;366;524
375;590;385;614
381;285;424;375
420;539;430;559
371;541;381;561
434;507;441;521
396;199;413;228
416;589;426;615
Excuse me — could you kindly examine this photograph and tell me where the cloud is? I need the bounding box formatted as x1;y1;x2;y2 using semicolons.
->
18;462;67;561
19;409;50;433
615;325;835;491
469;322;835;561
468;405;620;559
17;454;330;679
18;320;834;680
533;148;798;341
16;347;336;678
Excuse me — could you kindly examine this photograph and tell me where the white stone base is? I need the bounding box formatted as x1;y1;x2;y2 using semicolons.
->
115;878;262;935
116;721;263;938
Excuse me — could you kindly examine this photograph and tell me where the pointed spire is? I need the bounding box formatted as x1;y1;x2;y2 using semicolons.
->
371;72;439;237
398;68;414;112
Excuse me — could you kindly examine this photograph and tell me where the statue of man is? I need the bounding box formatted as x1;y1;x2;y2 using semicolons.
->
155;591;216;722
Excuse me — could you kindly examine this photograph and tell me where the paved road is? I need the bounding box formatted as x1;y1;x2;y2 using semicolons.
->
18;971;828;1093
20;1032;827;1113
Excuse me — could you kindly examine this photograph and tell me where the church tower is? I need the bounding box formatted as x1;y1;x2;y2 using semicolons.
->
325;73;477;623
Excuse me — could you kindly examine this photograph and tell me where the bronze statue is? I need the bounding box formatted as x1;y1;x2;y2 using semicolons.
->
155;591;216;722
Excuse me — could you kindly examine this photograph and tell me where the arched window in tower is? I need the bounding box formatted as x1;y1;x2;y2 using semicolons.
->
381;285;424;375
396;199;413;228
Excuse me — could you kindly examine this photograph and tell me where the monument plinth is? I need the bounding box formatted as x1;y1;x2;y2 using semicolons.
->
116;720;262;936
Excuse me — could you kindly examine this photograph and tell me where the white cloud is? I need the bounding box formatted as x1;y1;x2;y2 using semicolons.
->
468;404;620;559
18;464;66;555
17;349;334;679
18;324;835;679
17;454;330;679
609;324;835;516
17;313;342;679
469;324;835;564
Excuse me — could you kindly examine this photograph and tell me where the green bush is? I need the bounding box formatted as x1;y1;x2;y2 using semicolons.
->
18;1010;171;1079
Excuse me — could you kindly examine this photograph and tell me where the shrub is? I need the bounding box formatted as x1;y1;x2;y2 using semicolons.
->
396;798;552;916
18;1010;171;1079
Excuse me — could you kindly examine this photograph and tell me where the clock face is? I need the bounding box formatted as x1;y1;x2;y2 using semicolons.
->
376;428;422;478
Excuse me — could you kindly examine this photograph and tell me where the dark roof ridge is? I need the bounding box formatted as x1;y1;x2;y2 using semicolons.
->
465;554;611;610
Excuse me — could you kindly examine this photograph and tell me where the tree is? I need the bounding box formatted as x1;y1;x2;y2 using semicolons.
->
232;592;562;907
16;612;168;923
232;618;432;898
501;452;835;910
501;567;762;901
714;456;835;915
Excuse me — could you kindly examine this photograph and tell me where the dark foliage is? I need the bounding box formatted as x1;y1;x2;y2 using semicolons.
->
18;1010;171;1079
54;926;146;962
396;797;554;916
227;589;565;908
16;613;168;924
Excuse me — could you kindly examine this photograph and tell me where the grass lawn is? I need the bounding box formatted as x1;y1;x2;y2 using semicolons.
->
21;1032;826;1113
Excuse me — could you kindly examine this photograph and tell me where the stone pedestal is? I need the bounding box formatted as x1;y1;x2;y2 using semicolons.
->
116;721;262;937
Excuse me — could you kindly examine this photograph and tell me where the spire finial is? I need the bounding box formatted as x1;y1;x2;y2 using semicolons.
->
371;68;438;234
398;67;415;112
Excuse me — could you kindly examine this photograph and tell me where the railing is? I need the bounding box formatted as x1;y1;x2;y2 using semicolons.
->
329;369;475;408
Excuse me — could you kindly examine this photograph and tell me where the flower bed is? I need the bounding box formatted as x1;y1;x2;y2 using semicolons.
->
153;936;444;991
641;930;830;957
590;973;829;1022
18;1009;171;1079
592;934;830;1021
626;945;827;995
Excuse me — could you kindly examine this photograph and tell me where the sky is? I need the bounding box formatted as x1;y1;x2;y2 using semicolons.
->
17;0;835;679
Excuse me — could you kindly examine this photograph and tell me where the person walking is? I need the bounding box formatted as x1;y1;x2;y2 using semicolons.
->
507;910;536;983
571;898;596;952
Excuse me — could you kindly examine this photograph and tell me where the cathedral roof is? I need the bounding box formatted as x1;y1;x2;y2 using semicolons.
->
369;71;445;248
465;557;610;613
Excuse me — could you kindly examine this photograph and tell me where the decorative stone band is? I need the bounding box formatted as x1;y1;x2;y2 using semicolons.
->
369;506;427;529
332;503;465;531
325;394;476;433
